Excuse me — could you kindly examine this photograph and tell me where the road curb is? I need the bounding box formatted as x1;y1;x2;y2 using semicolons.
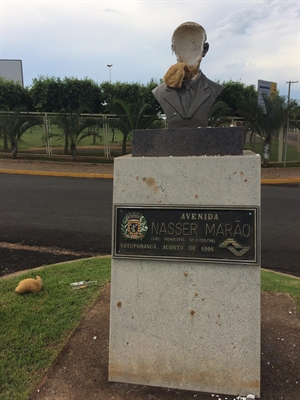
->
1;168;299;184
261;178;300;185
0;169;113;179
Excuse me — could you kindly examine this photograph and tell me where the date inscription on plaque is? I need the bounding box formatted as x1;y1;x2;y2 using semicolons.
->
113;206;258;264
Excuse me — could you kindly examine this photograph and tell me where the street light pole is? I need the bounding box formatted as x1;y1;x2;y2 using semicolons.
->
107;64;113;82
283;80;298;167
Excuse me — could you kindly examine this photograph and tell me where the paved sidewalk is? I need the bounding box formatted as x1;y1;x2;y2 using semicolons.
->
0;158;299;184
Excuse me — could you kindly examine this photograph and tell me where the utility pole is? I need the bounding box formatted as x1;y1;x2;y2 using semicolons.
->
107;64;113;82
284;80;298;167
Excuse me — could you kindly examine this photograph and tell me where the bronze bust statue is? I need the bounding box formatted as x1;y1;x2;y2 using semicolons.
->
153;22;224;128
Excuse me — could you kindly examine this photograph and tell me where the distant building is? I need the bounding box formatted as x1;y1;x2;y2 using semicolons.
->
0;59;24;87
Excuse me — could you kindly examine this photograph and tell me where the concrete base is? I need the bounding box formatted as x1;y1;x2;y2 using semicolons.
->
109;151;261;397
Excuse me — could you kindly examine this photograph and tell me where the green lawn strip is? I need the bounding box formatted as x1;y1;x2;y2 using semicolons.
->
261;269;300;312
1;125;299;162
0;261;299;400
244;141;300;162
16;125;123;149
0;125;124;151
0;257;111;400
0;154;115;164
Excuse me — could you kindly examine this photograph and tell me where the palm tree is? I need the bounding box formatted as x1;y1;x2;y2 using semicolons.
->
237;94;299;166
208;101;232;127
289;103;300;127
50;109;102;161
109;99;159;155
0;109;41;158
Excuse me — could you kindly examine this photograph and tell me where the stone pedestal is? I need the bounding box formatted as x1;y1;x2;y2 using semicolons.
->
109;151;261;397
132;127;243;157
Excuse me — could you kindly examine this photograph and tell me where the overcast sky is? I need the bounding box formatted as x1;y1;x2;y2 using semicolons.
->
0;0;299;100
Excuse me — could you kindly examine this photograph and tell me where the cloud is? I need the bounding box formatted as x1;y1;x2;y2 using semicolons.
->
0;0;298;99
224;59;257;71
215;4;273;37
102;8;124;16
142;45;156;52
214;0;298;41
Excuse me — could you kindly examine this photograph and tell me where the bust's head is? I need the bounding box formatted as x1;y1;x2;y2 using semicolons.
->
171;22;209;70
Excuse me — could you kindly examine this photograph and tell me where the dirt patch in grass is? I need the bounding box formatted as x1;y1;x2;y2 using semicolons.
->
28;285;300;400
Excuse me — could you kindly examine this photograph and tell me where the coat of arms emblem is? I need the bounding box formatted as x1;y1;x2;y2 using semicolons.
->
121;212;148;240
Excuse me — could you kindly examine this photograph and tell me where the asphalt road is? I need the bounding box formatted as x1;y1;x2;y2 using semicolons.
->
0;174;299;277
260;184;300;277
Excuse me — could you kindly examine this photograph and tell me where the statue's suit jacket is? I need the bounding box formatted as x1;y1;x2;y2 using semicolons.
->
152;72;224;128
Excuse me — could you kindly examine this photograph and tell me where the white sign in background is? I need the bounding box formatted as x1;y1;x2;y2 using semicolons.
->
257;79;277;108
0;59;24;86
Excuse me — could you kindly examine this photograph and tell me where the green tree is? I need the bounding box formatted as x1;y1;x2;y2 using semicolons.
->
29;76;64;112
0;109;41;158
208;101;232;127
217;80;257;115
100;81;141;110
61;77;104;113
140;79;164;114
50;108;102;161
100;81;162;155
237;94;300;165
30;76;104;113
30;76;105;153
100;80;162;115
289;102;300;123
0;77;32;111
109;98;159;155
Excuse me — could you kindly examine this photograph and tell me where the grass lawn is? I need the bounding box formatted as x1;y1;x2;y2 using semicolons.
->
261;269;300;311
0;257;110;400
1;126;299;163
0;125;126;156
0;259;299;400
16;125;125;149
244;140;300;163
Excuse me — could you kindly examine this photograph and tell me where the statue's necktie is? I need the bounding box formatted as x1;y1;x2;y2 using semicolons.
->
182;81;193;113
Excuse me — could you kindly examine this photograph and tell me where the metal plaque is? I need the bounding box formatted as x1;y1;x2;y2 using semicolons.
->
113;206;258;264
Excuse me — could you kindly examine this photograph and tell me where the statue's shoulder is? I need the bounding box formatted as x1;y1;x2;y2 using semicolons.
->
152;83;168;101
201;73;224;96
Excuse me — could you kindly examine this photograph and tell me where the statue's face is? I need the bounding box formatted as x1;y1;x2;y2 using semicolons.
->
172;23;206;69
